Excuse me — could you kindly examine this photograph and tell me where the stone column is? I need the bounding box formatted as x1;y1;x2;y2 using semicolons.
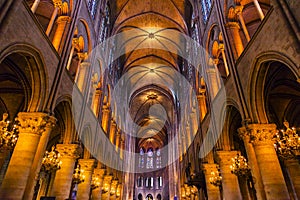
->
253;0;265;20
115;131;121;152
216;150;242;200
202;164;221;200
248;124;289;199
206;67;220;98
77;159;96;199
50;144;82;200
76;61;90;92
45;0;62;36
91;168;105;200
238;126;266;200
23;115;56;200
218;45;230;76
235;6;251;42
52;16;71;51
0;112;51;199
102;105;110;133
31;0;40;13
284;158;300;199
110;179;118;200
102;175;113;200
109;120;117;143
197;92;207;121
226;22;244;57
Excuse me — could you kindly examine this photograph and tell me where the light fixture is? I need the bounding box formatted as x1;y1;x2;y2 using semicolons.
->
209;170;222;186
42;146;62;171
91;176;101;190
274;121;300;158
0;113;18;150
230;153;251;177
72;164;85;184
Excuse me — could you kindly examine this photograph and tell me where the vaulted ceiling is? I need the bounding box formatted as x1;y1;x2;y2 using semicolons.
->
109;0;193;149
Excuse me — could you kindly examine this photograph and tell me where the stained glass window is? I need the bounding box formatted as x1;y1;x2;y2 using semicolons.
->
139;148;144;168
146;149;154;169
156;149;162;168
201;0;212;22
98;4;110;43
88;0;99;20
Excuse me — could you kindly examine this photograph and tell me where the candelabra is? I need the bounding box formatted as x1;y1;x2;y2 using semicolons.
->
91;176;101;190
209;170;222;186
41;146;62;171
0;113;18;150
230;153;251;177
274;121;300;158
72;164;85;184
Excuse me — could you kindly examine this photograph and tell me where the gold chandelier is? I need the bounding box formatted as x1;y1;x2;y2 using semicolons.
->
209;170;222;186
0;113;18;150
274;121;300;158
42;146;62;171
72;164;85;184
230;153;251;177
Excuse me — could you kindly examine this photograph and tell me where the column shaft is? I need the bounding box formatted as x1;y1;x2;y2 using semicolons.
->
202;163;221;200
248;124;289;199
217;150;242;200
253;0;265;20
52;16;71;51
284;159;300;199
226;22;244;57
77;159;96;199
0;112;49;199
31;0;40;13
238;127;266;200
50;144;81;200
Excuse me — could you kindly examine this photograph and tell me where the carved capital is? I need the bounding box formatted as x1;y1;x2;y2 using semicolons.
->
56;144;82;158
78;159;97;171
52;0;62;8
202;163;219;175
225;22;241;29
16;112;56;136
216;150;239;165
56;16;71;24
247;124;277;146
93;168;106;178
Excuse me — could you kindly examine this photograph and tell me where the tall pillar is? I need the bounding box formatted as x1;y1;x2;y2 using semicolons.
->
202;164;221;200
253;0;265;20
109;120;117;143
102;175;113;200
216;150;242;200
77;159;96;199
91;168;105;200
24;115;56;200
102;105;110;133
226;22;244;57
218;45;229;76
76;61;90;92
247;124;289;199
238;126;266;200
0;112;51;199
52;16;71;51
115;131;121;152
284;158;300;199
197;92;207;121
50;144;82;200
45;0;62;36
31;0;40;13
235;6;251;42
206;67;220;98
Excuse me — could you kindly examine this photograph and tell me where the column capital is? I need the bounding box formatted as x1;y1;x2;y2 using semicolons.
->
56;15;71;24
56;144;82;158
216;150;239;165
52;0;62;8
225;22;241;29
93;168;106;178
246;124;277;145
202;163;219;174
77;52;88;61
17;112;56;135
78;159;97;171
234;5;244;14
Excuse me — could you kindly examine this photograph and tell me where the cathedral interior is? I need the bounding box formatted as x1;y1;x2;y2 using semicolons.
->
0;0;299;199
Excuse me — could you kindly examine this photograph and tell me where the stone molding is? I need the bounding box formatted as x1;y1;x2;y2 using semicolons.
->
56;144;82;158
16;112;56;136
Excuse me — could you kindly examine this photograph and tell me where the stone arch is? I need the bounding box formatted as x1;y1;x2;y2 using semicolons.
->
249;51;299;123
0;43;48;113
53;96;76;144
